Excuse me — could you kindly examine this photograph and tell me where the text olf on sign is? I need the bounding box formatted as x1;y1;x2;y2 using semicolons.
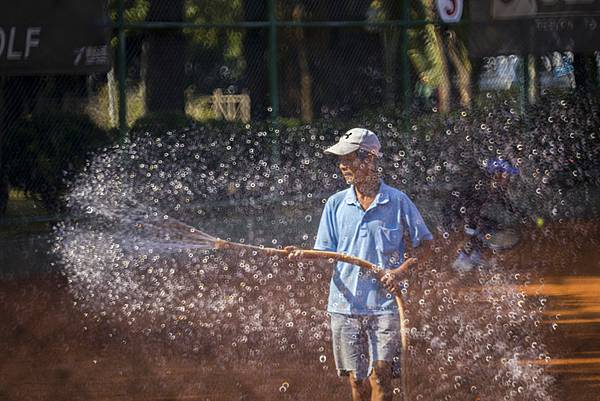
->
0;27;41;60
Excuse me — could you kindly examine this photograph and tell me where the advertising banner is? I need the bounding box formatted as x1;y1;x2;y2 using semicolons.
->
0;0;111;75
468;0;600;56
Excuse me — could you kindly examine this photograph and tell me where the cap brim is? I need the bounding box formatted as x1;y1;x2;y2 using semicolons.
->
324;142;360;156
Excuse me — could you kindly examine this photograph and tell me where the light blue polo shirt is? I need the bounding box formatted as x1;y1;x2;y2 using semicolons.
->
314;181;433;315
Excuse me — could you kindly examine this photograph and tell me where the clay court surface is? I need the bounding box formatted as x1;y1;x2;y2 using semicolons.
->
1;220;599;401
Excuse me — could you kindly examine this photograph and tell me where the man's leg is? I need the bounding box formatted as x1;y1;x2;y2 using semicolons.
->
368;361;393;401
366;314;400;401
349;371;370;401
331;313;370;401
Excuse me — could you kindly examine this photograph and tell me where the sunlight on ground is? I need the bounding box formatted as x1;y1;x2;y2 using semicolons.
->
518;276;600;391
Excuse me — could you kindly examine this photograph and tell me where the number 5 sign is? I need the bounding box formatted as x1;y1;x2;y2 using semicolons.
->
437;0;463;23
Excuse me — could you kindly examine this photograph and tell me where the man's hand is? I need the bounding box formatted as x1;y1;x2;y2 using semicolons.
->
380;257;417;294
285;246;304;261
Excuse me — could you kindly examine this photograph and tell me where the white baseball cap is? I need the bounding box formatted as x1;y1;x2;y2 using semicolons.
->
324;128;382;157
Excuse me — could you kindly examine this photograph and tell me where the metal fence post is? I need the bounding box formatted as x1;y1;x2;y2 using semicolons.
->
267;0;280;164
400;0;411;111
519;54;527;114
117;0;128;137
268;0;279;120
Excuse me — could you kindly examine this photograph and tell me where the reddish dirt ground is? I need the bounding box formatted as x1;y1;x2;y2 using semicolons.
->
1;220;599;401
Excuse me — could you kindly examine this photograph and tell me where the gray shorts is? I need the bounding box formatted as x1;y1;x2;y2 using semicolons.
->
330;312;401;380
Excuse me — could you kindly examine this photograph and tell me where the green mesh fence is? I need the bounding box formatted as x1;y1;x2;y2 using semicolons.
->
1;0;598;229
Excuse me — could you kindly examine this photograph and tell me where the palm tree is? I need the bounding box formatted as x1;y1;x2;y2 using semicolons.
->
408;0;450;112
446;29;472;108
408;0;472;112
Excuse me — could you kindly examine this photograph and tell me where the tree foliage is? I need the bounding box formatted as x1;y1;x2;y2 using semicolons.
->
3;113;115;211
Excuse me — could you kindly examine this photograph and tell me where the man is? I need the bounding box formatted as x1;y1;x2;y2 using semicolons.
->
287;128;433;401
451;158;522;271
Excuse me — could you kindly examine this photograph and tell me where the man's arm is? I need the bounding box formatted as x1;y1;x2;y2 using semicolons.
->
380;238;433;293
380;194;434;293
380;257;418;293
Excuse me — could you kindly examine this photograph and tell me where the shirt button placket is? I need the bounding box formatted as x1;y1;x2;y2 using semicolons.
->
359;212;368;238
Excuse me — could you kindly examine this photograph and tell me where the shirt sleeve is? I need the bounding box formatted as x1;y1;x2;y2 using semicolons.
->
401;195;433;248
314;198;338;252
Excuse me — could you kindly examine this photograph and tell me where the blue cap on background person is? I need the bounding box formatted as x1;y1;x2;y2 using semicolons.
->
486;158;519;176
324;128;382;157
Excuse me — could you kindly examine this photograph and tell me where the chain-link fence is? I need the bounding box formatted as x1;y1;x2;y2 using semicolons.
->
3;7;600;401
111;0;599;124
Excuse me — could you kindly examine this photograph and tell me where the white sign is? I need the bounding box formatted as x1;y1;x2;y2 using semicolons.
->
73;45;109;66
479;55;521;91
437;0;463;23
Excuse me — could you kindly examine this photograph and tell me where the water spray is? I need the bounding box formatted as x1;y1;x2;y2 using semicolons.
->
132;212;416;400
215;237;415;400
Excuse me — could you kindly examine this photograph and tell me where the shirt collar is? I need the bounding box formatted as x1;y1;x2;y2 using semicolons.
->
344;180;390;207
